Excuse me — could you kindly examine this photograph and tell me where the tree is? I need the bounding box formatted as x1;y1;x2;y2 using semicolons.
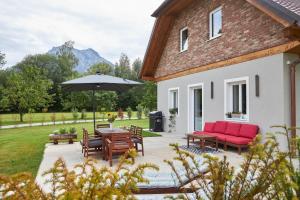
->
95;91;118;111
115;53;132;79
0;51;6;67
88;62;114;75
132;58;142;80
0;66;53;122
141;81;157;111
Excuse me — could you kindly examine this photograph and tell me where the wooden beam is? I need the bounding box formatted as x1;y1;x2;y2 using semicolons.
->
153;41;300;82
284;25;300;40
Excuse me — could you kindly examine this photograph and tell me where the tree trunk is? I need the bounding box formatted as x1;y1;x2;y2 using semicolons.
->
20;113;24;122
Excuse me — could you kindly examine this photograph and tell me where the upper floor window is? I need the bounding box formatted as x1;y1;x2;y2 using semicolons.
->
209;7;222;39
180;27;188;52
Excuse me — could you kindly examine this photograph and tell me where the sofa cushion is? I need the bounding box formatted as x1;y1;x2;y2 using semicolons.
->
213;121;228;133
225;122;241;136
239;124;259;139
225;135;253;145
204;122;215;133
206;132;227;142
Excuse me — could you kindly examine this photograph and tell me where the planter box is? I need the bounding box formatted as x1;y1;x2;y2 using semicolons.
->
49;133;77;144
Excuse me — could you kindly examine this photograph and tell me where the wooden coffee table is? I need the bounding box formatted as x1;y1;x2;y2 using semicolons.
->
187;133;218;150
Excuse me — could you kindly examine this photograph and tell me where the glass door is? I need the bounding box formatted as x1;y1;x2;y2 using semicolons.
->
194;88;202;131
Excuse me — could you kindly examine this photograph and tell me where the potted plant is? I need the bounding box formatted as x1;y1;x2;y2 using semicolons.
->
231;112;242;118
59;128;67;135
69;127;77;135
107;113;117;130
226;112;232;118
53;130;59;135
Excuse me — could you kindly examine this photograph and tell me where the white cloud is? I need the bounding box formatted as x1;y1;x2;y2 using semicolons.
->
0;0;164;67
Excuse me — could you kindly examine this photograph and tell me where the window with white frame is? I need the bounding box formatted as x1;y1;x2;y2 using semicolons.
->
224;77;249;121
169;88;179;114
180;27;188;52
209;7;222;39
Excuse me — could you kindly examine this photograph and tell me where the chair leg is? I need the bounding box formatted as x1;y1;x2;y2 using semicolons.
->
141;143;144;156
109;147;112;167
238;146;241;155
135;143;138;151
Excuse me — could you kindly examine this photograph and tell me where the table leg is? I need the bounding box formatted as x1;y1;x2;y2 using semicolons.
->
69;139;73;144
187;135;190;148
54;139;58;145
216;139;218;151
200;139;205;150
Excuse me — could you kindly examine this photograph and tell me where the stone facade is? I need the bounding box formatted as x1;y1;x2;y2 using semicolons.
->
155;0;290;78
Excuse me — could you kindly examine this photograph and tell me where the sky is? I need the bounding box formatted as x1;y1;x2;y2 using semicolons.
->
0;0;164;67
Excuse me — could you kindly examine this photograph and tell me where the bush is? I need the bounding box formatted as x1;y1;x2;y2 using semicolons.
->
144;107;150;118
81;109;87;120
59;128;67;134
117;108;124;120
72;108;79;123
126;107;132;120
69;127;76;134
50;113;56;125
136;104;143;120
61;114;66;124
0;150;158;199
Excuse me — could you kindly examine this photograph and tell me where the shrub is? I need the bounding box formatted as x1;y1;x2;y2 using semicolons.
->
50;113;56;125
117;108;124;120
59;128;67;134
53;130;59;135
144;107;150;118
72;108;79;123
28;109;35;126
81;109;87;121
69;127;76;134
0;150;158;199
136;104;143;120
126;107;132;120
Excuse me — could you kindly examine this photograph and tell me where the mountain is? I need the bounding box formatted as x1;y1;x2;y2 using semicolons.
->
48;46;113;73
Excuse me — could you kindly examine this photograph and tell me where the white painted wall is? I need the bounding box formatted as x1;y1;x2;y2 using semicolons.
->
157;53;297;150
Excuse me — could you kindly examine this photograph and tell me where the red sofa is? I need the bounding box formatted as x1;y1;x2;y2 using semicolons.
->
194;121;259;154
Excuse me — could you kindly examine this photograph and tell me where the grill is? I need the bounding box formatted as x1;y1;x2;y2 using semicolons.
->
149;111;164;132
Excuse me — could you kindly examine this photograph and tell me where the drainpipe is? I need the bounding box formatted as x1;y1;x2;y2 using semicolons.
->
289;58;300;154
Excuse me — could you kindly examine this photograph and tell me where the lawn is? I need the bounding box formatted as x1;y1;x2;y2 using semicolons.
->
0;111;146;126
0;119;160;176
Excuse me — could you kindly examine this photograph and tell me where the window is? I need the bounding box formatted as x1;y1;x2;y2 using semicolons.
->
224;77;249;121
169;88;179;115
180;27;188;52
209;7;222;39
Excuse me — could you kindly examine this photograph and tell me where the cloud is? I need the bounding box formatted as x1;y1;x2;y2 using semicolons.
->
0;0;164;67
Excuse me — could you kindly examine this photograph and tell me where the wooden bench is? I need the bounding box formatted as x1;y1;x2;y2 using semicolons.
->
49;134;77;144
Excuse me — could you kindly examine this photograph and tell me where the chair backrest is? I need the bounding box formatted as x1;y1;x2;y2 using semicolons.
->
83;128;89;146
135;127;143;137
110;133;133;148
97;124;110;128
129;125;137;135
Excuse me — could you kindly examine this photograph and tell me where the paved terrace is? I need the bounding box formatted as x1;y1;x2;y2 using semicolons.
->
36;132;244;199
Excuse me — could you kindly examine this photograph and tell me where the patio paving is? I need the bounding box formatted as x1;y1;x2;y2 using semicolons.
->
36;132;244;198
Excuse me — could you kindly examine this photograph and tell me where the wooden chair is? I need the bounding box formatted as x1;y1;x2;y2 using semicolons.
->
129;125;136;134
131;127;144;156
82;128;103;158
80;128;100;153
96;124;110;128
105;133;133;166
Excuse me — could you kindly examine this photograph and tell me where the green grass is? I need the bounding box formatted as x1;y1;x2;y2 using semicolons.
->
0;112;145;126
0;119;159;176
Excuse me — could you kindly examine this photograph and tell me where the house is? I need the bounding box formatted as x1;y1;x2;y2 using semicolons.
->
140;0;300;149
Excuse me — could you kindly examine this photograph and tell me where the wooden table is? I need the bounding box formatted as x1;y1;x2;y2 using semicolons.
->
95;128;131;159
187;133;218;150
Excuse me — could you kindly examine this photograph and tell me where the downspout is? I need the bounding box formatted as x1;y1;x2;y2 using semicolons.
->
289;58;300;154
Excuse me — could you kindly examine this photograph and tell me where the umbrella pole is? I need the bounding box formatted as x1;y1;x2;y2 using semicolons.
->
93;90;96;132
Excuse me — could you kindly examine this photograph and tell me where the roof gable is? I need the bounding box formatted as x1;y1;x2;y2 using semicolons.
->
140;0;300;81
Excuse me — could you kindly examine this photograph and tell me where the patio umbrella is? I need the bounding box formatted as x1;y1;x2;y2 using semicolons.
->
61;73;142;131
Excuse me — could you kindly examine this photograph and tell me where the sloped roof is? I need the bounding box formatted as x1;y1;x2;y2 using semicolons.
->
140;0;300;80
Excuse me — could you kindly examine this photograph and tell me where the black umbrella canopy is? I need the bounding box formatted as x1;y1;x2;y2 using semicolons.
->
61;74;142;131
61;74;142;92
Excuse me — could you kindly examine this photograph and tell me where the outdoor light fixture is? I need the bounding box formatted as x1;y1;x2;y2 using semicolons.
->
211;81;214;99
255;75;259;97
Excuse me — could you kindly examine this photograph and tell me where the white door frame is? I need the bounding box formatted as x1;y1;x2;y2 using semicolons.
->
187;83;204;133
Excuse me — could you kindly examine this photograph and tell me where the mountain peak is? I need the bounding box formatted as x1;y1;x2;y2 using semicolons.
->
47;46;113;72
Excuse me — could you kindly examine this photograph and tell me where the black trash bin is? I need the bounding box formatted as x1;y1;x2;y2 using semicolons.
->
149;111;164;132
